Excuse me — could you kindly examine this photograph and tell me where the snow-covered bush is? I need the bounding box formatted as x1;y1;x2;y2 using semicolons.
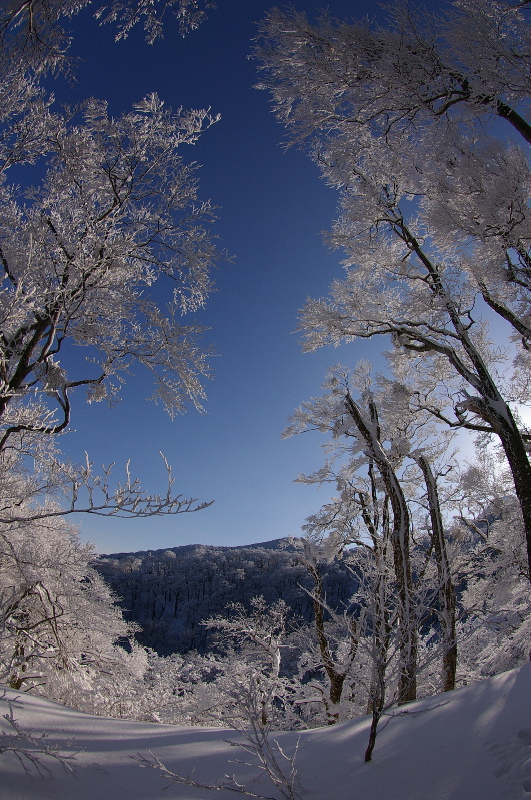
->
0;507;144;711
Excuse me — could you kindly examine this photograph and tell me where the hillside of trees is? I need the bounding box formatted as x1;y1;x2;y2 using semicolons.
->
94;539;359;655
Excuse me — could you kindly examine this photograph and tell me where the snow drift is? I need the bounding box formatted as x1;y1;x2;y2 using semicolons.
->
3;663;531;800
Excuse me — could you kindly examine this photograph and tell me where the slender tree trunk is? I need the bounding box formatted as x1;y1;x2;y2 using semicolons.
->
393;528;417;704
8;637;28;690
364;686;385;763
364;552;390;762
414;452;457;692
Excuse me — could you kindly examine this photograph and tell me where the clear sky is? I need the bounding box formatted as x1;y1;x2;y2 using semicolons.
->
47;0;426;554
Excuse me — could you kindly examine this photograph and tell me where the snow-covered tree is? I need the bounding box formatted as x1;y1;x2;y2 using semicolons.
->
286;366;419;704
205;596;289;683
256;0;531;580
0;0;221;469
0;0;221;761
411;452;457;693
204;596;294;729
285;358;465;726
446;494;531;682
0;505;139;702
448;445;531;681
256;1;531;147
0;94;219;453
1;0;213;76
295;538;362;724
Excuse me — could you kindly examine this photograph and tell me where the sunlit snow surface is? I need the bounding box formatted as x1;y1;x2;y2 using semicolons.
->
3;664;531;799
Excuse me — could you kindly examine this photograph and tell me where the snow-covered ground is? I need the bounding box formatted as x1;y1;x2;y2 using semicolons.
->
3;664;531;800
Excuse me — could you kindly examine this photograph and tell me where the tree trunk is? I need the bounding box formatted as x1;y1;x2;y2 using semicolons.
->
414;452;457;692
364;544;392;761
494;419;531;583
345;391;418;703
8;638;28;690
464;394;531;582
306;557;349;724
364;691;384;763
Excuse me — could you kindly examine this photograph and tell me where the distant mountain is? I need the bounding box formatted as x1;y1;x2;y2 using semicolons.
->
94;538;358;656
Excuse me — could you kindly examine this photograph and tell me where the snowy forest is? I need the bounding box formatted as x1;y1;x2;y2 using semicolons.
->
2;0;531;796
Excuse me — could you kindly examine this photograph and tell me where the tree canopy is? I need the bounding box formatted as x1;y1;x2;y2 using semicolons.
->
256;0;531;576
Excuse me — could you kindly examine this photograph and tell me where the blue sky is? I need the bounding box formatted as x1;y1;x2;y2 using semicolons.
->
48;0;413;554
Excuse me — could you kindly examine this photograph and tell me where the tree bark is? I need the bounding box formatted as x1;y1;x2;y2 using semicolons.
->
493;416;531;583
414;452;457;692
462;395;531;582
305;556;352;723
345;391;417;703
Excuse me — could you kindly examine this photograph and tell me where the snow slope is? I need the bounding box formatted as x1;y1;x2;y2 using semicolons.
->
2;664;531;800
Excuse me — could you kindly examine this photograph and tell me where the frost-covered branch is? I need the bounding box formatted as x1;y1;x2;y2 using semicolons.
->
0;692;76;775
0;453;212;523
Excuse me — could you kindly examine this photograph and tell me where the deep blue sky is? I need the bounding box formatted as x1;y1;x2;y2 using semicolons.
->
48;0;416;554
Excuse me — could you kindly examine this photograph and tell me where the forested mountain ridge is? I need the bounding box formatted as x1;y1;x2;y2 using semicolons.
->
94;538;359;655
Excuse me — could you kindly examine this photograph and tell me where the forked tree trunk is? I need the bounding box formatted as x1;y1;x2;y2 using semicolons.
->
364;679;385;763
304;550;360;724
345;391;417;703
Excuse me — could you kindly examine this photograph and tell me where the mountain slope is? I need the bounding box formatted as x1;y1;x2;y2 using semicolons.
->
94;539;358;655
3;664;531;799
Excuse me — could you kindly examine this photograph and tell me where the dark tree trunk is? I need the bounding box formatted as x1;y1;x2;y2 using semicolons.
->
497;421;531;583
465;395;531;583
364;546;392;762
415;453;457;692
364;695;384;763
306;557;352;724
